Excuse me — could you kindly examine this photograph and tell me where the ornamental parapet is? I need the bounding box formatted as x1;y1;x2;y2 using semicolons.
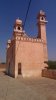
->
15;36;43;43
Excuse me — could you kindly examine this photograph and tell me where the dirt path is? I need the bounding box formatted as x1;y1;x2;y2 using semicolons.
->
0;72;56;100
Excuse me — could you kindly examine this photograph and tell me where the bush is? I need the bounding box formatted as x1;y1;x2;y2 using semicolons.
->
44;61;56;69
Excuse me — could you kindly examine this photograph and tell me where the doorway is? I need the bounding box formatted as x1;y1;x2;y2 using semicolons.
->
8;62;10;75
18;63;21;74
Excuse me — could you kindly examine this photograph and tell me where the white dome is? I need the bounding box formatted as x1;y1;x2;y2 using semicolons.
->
7;39;11;44
16;18;22;25
40;10;45;15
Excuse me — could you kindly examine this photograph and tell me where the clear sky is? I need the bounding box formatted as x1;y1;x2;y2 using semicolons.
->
0;0;56;62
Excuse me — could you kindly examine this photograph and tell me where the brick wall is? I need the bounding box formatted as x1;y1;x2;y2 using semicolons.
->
42;69;56;79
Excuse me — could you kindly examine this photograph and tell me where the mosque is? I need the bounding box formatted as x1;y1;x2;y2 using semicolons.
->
6;10;48;78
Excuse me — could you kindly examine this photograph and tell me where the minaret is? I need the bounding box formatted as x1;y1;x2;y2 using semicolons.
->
37;10;48;61
13;18;24;37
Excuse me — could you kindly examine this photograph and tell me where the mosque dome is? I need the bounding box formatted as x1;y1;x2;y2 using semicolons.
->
7;39;11;44
15;18;22;25
40;10;45;15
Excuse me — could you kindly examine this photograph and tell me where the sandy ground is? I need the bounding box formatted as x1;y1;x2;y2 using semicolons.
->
0;72;56;100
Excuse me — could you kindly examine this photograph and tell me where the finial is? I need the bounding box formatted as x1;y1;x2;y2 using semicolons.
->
18;17;19;19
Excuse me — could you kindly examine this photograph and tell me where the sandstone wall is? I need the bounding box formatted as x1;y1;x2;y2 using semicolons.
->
6;40;15;77
15;37;45;77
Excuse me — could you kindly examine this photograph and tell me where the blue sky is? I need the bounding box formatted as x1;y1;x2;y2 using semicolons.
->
0;0;56;62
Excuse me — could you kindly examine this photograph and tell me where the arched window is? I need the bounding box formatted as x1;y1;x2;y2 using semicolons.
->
18;26;20;30
41;17;44;20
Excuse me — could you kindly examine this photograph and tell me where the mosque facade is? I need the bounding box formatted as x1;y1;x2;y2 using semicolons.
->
6;10;48;78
